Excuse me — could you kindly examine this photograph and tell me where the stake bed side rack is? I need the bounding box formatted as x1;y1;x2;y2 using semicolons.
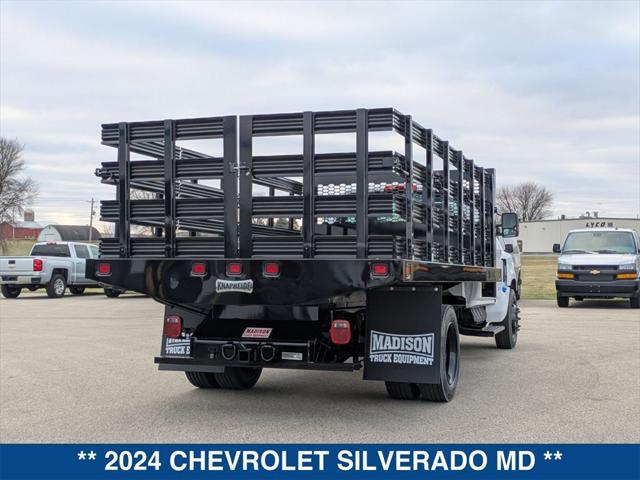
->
95;107;495;270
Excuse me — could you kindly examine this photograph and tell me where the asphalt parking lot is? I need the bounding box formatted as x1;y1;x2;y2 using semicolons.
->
1;293;638;443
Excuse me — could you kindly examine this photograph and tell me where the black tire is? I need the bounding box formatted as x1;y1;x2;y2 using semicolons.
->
46;274;66;298
557;294;569;308
69;286;85;295
418;305;460;402
214;367;262;390
1;285;21;298
495;289;518;349
516;273;522;300
104;288;121;298
630;294;640;309
185;371;220;389
385;382;420;400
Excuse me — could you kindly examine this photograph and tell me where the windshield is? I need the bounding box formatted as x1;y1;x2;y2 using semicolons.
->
562;231;637;254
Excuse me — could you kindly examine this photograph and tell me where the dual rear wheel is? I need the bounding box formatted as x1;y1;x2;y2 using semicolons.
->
186;367;262;390
385;305;460;403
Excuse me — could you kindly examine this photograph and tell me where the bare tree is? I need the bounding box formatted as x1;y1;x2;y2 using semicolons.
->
496;181;554;221
0;138;38;227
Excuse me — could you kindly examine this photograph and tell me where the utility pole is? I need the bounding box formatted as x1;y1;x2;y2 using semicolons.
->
88;198;95;241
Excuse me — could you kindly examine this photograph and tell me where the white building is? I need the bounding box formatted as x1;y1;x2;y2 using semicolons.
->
517;217;640;253
37;225;102;242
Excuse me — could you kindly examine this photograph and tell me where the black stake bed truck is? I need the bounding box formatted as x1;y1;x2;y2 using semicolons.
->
88;107;521;402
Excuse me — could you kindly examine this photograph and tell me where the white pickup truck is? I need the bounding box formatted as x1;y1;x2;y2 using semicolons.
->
0;241;123;299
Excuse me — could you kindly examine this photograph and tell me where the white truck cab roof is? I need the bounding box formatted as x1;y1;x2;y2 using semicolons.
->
566;227;636;234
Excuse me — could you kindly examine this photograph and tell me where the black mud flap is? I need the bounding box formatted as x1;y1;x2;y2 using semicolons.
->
364;286;441;383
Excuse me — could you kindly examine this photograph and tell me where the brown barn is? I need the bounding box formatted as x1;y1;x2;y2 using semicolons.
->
0;221;43;240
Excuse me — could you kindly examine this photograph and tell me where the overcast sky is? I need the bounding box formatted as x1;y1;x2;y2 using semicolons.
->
1;1;639;229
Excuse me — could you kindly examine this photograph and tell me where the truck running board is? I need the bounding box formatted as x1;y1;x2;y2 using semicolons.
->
459;324;505;337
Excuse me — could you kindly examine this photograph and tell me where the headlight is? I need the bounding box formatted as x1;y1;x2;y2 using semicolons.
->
557;264;572;271
618;264;637;271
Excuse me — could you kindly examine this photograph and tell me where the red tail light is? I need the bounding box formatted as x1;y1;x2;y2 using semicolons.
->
371;263;389;277
96;263;111;276
163;315;182;338
33;259;43;272
330;319;351;345
191;262;206;276
227;262;242;276
263;262;280;277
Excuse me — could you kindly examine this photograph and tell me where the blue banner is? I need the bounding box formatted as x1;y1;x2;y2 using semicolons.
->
0;444;638;479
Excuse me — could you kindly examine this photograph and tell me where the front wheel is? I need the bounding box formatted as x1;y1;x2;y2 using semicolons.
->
495;289;519;349
46;274;66;298
630;294;640;309
419;305;460;402
69;286;85;295
104;288;121;298
1;285;21;298
557;294;569;308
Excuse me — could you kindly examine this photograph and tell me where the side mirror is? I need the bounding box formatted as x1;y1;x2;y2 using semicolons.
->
500;212;519;238
553;243;561;253
504;244;514;254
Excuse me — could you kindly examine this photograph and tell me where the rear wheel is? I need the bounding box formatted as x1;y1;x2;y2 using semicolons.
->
418;305;460;402
557;294;569;308
104;288;121;298
495;289;519;349
46;274;66;298
385;382;420;400
69;286;85;295
1;285;21;298
630;294;640;309
214;367;262;390
185;371;220;389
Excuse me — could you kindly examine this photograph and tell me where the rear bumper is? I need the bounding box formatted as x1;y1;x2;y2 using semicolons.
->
0;275;42;286
556;279;640;298
155;338;360;373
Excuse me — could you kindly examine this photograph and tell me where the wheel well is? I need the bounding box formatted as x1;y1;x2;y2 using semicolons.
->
51;268;68;281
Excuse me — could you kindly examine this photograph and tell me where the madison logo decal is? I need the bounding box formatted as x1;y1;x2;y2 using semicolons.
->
369;330;435;365
215;279;254;294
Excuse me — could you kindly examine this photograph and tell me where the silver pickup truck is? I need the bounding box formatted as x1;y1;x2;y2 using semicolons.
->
0;241;123;299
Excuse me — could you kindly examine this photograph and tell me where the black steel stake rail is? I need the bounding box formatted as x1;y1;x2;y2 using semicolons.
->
97;108;496;266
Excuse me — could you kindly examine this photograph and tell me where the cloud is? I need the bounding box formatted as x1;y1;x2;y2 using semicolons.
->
1;0;638;227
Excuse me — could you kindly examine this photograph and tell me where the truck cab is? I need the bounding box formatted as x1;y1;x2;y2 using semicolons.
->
554;228;640;308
